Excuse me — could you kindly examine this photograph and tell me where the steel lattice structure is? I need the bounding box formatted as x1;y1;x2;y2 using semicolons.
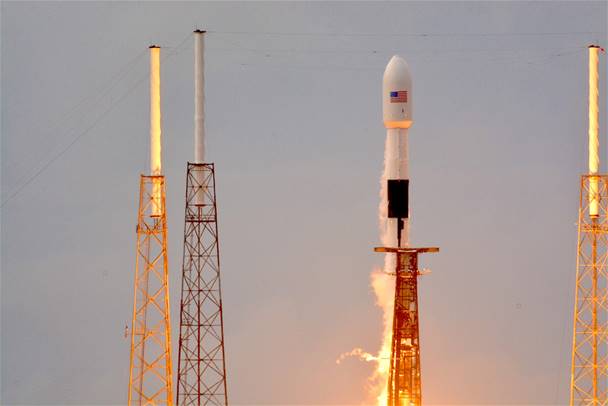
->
375;247;437;406
570;174;608;406
390;251;421;406
176;163;228;406
128;175;174;406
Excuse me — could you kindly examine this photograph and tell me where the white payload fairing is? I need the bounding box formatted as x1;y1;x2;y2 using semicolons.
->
383;55;413;248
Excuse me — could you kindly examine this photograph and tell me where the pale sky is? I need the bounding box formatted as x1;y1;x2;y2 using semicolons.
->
1;1;607;405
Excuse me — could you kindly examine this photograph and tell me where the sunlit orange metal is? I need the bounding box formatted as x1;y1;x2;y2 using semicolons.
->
375;246;438;406
128;175;173;406
570;174;608;406
588;46;600;218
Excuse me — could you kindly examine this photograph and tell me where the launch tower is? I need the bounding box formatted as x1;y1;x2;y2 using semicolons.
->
176;30;229;406
375;246;437;406
128;46;174;406
570;45;607;406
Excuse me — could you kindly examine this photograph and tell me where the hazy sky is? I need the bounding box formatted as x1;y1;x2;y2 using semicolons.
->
2;1;607;405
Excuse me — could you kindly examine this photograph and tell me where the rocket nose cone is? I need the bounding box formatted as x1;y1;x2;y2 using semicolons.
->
383;55;413;129
384;55;411;82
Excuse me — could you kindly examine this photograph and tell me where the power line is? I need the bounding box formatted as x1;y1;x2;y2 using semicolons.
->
1;33;193;210
2;48;147;185
209;30;605;38
207;44;586;56
226;47;587;72
0;73;147;209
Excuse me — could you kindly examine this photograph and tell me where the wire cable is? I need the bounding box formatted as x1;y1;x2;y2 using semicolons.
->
2;48;147;183
209;29;605;38
1;33;193;209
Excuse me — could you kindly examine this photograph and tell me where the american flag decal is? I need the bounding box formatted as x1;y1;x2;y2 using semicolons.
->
390;90;408;103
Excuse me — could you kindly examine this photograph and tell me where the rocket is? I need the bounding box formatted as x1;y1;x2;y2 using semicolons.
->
379;56;437;406
383;55;413;248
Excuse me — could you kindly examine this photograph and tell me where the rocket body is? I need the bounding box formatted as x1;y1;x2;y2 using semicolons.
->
383;56;413;248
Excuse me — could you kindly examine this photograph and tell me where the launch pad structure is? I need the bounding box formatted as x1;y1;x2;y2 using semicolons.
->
129;175;173;405
375;246;438;406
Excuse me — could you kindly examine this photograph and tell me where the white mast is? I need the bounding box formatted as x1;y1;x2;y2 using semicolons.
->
149;45;162;216
194;30;206;163
588;45;600;218
150;45;162;176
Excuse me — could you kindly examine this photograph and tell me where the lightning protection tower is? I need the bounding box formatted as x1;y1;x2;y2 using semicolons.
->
570;44;607;406
176;30;228;406
128;45;174;406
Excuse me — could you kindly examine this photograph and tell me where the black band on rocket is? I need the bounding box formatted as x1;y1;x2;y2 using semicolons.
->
387;179;409;219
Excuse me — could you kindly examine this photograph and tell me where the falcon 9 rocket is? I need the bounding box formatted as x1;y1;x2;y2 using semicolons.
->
376;55;438;406
382;55;412;248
